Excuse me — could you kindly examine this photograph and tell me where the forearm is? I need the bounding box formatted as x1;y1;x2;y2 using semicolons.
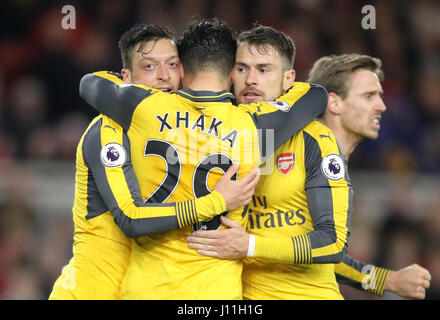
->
247;187;350;264
249;202;350;265
335;255;391;296
193;190;226;222
250;233;311;264
111;190;226;238
250;229;347;264
84;117;227;238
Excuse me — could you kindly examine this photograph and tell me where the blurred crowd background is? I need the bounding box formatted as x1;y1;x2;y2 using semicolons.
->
0;0;439;300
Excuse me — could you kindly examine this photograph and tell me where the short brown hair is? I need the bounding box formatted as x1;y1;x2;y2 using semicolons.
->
237;25;295;71
307;54;384;98
118;24;176;70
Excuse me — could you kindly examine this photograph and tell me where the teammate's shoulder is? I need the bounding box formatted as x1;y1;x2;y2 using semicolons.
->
92;71;124;84
101;115;125;133
277;81;327;108
82;115;125;142
290;81;310;92
82;115;104;134
89;70;164;95
289;81;327;95
302;120;337;143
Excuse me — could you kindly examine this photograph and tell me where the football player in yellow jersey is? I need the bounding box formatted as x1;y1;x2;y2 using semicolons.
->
189;25;351;300
49;24;260;300
79;19;327;299
187;26;432;299
308;54;431;299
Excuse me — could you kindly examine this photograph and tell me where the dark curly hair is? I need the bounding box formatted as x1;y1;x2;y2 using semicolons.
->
177;18;237;79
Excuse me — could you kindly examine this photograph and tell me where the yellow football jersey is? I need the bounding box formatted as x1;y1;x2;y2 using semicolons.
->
50;116;131;300
49;114;229;300
242;120;352;300
79;71;327;299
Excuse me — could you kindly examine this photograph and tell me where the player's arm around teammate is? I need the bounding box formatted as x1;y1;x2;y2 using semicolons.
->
335;255;431;299
76;26;262;238
79;19;328;300
186;26;350;266
49;24;260;300
186;127;352;265
81;114;260;238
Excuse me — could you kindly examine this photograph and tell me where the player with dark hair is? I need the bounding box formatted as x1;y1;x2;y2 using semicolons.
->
79;18;327;299
119;24;175;68
178;20;237;78
49;23;260;300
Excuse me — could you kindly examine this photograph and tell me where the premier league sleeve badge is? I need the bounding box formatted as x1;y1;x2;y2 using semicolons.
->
321;154;345;181
100;142;127;168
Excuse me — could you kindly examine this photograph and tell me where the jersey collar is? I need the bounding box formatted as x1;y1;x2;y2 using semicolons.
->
176;87;235;103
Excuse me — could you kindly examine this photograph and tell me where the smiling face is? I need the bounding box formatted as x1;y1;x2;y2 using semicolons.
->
233;42;294;104
122;38;181;92
338;69;387;140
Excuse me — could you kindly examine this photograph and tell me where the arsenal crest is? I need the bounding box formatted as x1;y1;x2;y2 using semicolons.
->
277;152;295;175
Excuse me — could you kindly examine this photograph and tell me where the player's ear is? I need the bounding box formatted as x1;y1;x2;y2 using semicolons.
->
179;63;185;80
229;68;235;89
327;92;341;115
121;68;131;83
283;69;296;91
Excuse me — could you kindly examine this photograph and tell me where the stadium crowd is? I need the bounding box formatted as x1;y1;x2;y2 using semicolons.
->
0;0;439;299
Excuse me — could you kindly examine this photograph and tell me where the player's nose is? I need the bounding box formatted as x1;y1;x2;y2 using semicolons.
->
245;69;257;86
376;96;387;113
157;63;170;81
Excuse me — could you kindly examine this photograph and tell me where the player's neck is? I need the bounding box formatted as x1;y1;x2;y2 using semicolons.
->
335;131;359;161
183;72;231;92
319;118;360;161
